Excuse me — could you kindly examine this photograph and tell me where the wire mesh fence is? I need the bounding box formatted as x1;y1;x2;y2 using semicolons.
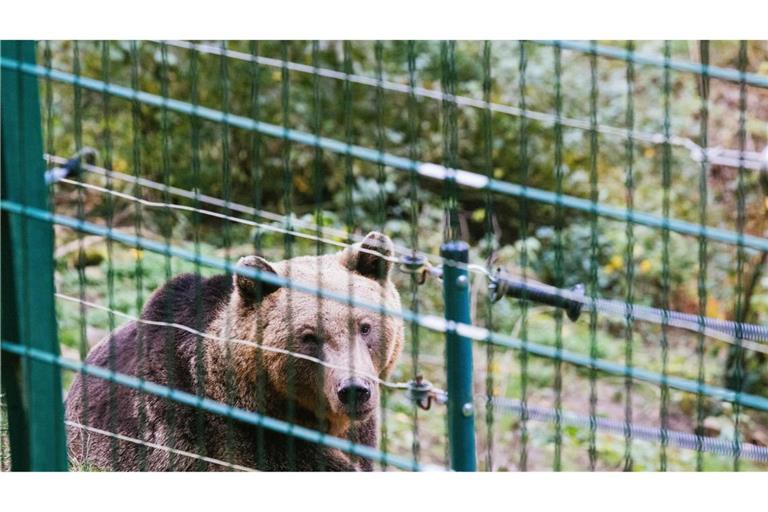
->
1;40;767;472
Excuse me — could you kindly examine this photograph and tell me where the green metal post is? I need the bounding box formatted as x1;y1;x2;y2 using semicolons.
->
441;240;477;471
1;40;68;471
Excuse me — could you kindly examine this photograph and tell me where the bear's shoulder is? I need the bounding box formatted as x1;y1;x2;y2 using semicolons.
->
141;272;232;328
81;272;232;379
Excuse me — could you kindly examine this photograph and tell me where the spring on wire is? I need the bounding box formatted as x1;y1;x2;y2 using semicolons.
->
489;271;768;343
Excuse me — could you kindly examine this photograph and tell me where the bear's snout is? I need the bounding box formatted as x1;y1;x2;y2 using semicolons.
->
336;377;374;417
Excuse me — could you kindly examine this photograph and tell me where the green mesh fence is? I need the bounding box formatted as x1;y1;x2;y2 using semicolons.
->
2;40;768;472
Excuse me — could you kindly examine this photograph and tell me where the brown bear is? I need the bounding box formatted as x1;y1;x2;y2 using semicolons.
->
64;231;404;471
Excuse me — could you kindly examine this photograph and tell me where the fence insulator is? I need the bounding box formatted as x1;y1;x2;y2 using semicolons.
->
490;271;585;321
397;253;429;285
44;147;97;184
405;376;444;410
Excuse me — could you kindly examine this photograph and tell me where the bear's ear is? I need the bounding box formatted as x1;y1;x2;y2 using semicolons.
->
340;231;395;283
234;255;281;304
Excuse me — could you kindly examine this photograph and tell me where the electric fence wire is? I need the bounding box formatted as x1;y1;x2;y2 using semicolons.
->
9;196;762;411
488;274;768;349
56;293;768;465
485;397;768;464
6;196;768;468
0;338;427;472
45;155;427;261
64;420;257;471
54;265;768;414
7;41;768;472
7;58;766;254
49;161;768;350
160;40;768;172
54;292;411;392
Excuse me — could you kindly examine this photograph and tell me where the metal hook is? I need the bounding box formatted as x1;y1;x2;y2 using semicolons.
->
398;253;429;285
406;375;435;411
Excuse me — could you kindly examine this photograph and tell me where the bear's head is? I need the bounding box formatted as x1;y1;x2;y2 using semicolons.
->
224;231;404;436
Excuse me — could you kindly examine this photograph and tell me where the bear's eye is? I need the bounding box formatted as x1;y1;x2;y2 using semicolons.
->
359;322;372;336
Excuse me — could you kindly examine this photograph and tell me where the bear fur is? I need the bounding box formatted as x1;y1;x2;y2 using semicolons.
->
64;231;404;471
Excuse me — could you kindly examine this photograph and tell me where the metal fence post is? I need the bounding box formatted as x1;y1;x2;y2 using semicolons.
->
1;40;68;471
441;240;477;471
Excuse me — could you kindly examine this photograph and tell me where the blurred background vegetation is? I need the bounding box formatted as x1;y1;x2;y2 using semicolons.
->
17;40;768;470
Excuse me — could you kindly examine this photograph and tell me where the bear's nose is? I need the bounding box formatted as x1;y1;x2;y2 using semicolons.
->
337;377;371;409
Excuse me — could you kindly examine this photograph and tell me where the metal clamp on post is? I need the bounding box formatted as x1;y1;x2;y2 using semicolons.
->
44;147;97;185
405;375;448;411
398;253;429;284
489;269;585;322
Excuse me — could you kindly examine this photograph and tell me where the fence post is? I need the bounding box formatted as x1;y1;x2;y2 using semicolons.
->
441;240;477;471
1;40;69;471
